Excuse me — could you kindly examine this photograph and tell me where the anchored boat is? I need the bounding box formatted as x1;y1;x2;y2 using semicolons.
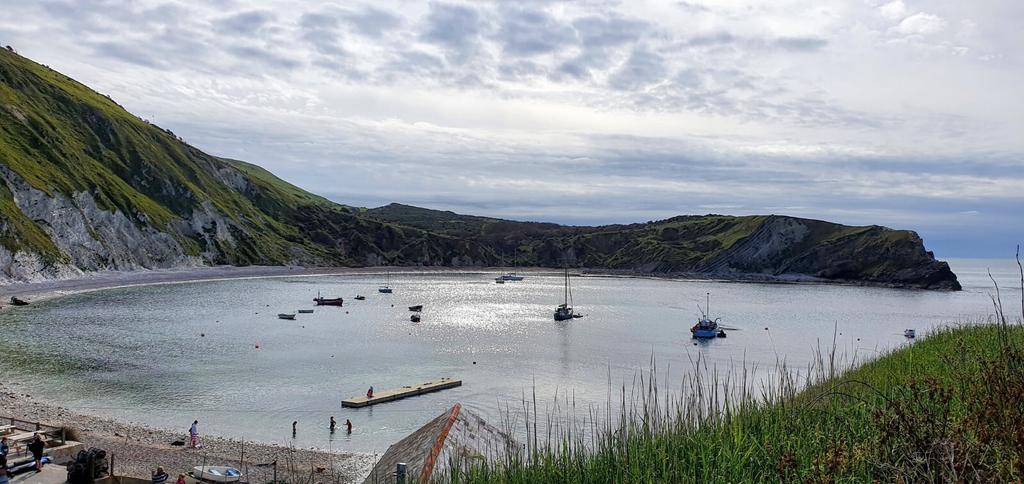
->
278;313;296;320
554;266;578;321
690;292;726;339
314;293;344;306
379;271;393;293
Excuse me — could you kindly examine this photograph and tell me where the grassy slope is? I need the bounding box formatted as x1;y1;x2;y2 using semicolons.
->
0;49;485;267
450;321;1024;483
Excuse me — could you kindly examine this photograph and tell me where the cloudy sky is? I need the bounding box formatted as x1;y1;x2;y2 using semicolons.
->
2;0;1021;257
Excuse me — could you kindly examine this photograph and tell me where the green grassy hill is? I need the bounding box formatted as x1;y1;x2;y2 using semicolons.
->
0;48;959;289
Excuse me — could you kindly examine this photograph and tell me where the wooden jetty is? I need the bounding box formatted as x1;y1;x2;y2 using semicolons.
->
342;378;461;408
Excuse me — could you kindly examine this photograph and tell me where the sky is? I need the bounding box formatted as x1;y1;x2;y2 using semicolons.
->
1;0;1021;258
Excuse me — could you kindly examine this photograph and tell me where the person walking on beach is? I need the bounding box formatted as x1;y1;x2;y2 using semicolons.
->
28;433;45;471
345;419;352;434
329;417;336;433
0;436;8;458
152;467;169;484
189;420;199;448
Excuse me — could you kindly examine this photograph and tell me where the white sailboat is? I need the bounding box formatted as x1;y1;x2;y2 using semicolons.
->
554;266;577;321
500;248;525;281
378;271;393;293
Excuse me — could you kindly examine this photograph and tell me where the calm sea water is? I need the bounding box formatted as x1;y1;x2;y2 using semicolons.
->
0;259;1020;454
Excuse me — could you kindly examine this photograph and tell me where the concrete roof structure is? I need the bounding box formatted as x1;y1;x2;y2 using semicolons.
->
362;404;518;483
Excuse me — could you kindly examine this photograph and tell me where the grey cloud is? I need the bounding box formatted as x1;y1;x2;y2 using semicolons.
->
609;47;667;90
299;12;340;31
496;7;576;56
499;60;547;80
380;50;446;80
774;36;828;51
299;12;347;57
573;15;648;49
91;41;162;68
686;31;736;46
341;7;401;38
224;45;301;70
553;14;650;81
420;3;483;63
216;10;276;37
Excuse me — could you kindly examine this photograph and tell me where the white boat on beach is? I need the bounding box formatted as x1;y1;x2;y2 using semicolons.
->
190;466;243;483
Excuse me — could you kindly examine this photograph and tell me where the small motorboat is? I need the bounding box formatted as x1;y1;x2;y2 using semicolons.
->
298;309;314;314
354;295;366;300
408;305;423;312
10;297;28;306
190;466;243;483
278;313;296;320
410;314;421;323
904;329;916;338
314;295;344;306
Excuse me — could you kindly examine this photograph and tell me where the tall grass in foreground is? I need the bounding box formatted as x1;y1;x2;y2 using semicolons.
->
443;254;1024;483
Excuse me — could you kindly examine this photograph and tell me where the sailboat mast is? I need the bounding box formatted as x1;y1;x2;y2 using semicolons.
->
706;292;710;317
564;266;569;306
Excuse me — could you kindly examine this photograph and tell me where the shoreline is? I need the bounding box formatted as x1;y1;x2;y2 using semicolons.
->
1;264;954;308
0;381;376;482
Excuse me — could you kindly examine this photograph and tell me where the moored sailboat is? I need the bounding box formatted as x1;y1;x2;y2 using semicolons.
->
379;271;393;293
554;266;578;321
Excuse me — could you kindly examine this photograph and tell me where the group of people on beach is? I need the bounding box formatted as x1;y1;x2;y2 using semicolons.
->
0;433;48;482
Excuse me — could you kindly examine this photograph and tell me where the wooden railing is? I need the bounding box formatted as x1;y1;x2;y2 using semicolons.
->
1;415;67;458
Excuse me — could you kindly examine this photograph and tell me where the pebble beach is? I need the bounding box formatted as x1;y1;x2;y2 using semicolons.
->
1;383;376;483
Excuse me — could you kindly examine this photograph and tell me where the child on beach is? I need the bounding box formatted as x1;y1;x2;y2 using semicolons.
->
175;474;186;484
152;467;169;484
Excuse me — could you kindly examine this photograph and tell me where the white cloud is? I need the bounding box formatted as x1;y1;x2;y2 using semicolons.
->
879;0;907;22
894;12;947;36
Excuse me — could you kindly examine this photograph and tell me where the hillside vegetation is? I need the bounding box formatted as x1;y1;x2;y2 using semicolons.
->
0;48;958;289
